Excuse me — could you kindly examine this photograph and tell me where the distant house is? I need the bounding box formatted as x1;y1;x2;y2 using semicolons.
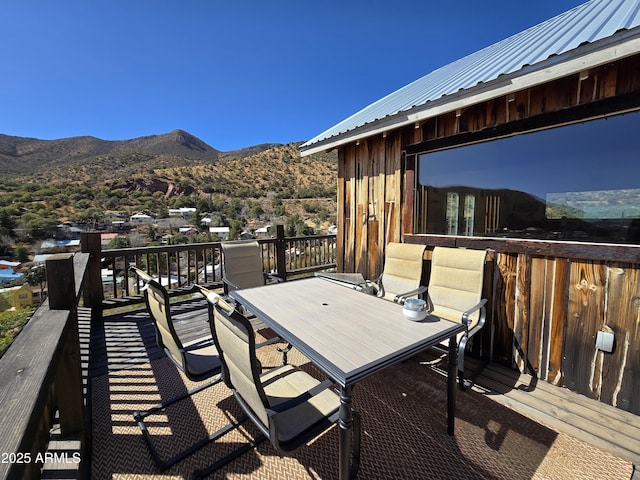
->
168;207;196;219
56;222;84;240
209;226;230;240
100;233;118;248
179;226;199;235
32;254;51;264
0;261;24;285
0;269;23;285
130;212;153;224
255;225;272;238
0;260;21;270
33;253;51;265
161;234;173;244
39;239;81;253
0;284;38;309
0;285;27;308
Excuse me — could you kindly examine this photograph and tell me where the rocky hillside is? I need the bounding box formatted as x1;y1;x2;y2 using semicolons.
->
0;129;336;198
0;130;338;235
0;129;222;175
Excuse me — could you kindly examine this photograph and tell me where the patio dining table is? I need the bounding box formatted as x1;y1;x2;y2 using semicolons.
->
230;276;466;480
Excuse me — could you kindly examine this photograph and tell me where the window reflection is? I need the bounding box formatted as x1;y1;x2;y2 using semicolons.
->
416;110;640;244
446;192;459;235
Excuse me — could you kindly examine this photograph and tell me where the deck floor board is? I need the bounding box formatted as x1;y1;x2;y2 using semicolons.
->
48;298;637;479
418;349;640;468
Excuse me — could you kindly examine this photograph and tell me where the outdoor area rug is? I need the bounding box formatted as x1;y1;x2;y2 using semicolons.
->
90;340;634;480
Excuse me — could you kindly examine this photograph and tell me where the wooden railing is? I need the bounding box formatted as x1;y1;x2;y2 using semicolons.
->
93;225;337;306
0;228;335;479
0;250;95;480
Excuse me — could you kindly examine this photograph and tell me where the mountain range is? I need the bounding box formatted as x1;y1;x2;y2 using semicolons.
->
0;129;283;175
0;130;338;220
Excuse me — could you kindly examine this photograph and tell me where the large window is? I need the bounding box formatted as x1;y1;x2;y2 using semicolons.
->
416;110;640;244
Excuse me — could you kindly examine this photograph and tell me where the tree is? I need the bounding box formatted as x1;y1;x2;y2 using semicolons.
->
71;207;102;228
249;204;264;219
22;215;57;240
285;214;315;236
229;220;244;240
15;244;29;263
0;208;16;237
25;265;47;303
147;225;158;242
107;236;131;249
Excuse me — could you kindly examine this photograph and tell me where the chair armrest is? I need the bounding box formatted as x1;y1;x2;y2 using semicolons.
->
461;298;488;328
354;280;378;296
394;285;428;304
129;266;153;282
193;284;235;313
129;266;154;291
222;277;241;292
362;275;382;296
266;379;335;415
192;283;211;296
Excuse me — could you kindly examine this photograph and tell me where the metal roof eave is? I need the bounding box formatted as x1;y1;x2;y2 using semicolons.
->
300;27;640;157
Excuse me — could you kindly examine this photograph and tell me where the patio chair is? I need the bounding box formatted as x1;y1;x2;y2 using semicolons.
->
367;242;427;304
425;246;488;390
194;290;360;479
220;239;283;295
129;266;224;470
220;239;291;363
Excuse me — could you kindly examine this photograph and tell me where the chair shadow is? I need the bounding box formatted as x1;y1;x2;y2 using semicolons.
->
89;305;576;480
356;355;559;480
90;356;268;479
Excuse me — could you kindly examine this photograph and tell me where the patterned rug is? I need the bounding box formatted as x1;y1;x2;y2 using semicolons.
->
90;340;633;480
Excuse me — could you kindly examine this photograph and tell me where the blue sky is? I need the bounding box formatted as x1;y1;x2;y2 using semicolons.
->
1;1;584;152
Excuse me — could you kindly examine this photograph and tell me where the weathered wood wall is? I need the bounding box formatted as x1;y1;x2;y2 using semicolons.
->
487;248;640;415
337;132;403;279
335;53;640;414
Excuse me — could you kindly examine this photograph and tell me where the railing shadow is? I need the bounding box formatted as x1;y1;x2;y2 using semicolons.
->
360;355;559;480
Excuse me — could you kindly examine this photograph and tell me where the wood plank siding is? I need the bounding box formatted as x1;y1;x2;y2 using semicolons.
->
334;54;640;415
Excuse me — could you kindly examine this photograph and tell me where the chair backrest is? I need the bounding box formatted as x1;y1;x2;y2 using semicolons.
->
221;240;266;291
210;298;270;428
144;278;185;367
428;246;487;328
379;242;427;302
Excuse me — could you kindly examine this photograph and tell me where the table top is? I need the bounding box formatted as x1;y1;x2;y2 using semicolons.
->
230;277;465;387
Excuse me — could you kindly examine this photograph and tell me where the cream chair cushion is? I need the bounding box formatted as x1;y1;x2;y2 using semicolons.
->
428;246;487;328
222;240;266;290
379;242;426;302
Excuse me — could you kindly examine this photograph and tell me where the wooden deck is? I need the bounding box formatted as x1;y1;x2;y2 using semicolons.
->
46;295;638;479
419;350;640;469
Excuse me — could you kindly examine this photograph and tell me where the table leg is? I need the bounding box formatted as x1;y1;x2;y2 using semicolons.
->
447;335;458;435
338;385;354;480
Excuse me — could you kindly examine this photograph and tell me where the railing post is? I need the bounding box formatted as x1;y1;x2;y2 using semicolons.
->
275;224;287;280
46;254;84;436
47;254;76;310
81;231;104;316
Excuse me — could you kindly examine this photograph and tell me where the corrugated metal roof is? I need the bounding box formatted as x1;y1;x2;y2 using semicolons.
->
301;0;640;154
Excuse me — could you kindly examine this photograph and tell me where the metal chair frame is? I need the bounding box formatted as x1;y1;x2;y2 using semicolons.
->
193;289;360;479
129;267;223;470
